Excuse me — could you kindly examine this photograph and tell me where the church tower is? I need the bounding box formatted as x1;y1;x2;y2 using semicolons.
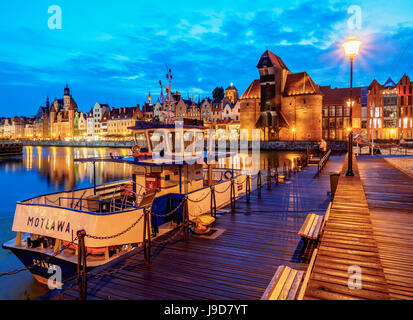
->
64;83;71;111
148;88;152;105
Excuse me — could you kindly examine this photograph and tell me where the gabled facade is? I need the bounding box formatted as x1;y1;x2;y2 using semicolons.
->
241;50;322;141
397;74;413;140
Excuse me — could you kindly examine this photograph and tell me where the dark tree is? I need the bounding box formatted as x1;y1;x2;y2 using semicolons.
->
212;87;224;100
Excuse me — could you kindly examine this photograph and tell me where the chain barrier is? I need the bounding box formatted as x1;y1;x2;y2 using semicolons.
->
149;197;186;218
86;213;145;240
186;189;211;203
0;236;79;277
235;176;248;185
214;181;233;194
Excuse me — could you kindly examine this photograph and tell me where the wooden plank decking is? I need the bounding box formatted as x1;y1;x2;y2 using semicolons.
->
358;156;413;299
44;156;344;300
304;155;390;300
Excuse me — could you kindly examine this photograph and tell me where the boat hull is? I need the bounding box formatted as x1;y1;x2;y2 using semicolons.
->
3;244;93;286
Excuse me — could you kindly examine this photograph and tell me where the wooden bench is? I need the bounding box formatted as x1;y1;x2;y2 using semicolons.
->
298;203;332;253
260;265;304;300
298;213;324;241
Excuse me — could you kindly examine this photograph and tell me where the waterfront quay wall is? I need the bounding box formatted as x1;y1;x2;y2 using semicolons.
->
21;140;135;148
19;140;348;151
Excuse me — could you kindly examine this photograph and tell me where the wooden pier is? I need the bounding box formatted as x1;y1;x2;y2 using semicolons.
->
303;155;390;300
44;156;344;300
358;157;413;299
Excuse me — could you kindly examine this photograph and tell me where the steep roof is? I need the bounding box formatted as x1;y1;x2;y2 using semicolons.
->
284;72;322;96
368;79;383;90
319;85;362;105
257;50;290;71
240;79;261;99
383;77;396;88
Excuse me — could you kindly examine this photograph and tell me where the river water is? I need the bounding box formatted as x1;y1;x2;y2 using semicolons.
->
0;146;301;300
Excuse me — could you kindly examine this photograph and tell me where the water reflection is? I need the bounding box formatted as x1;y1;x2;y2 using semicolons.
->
2;146;133;191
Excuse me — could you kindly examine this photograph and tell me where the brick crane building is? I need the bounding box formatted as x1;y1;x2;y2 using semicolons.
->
240;50;323;141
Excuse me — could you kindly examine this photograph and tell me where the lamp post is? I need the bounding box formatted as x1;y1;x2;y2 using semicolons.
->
343;38;361;176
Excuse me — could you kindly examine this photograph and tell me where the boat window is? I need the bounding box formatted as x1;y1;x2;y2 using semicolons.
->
168;132;176;153
134;133;148;148
149;131;167;153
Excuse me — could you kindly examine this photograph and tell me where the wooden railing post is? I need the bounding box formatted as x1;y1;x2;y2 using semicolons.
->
77;230;87;301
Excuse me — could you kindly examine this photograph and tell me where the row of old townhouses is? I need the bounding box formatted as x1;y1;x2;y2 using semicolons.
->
1;50;412;142
0;84;242;140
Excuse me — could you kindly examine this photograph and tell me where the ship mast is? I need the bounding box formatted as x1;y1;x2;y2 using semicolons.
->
159;69;175;124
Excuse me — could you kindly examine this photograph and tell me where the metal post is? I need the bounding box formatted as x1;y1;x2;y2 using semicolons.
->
132;174;137;203
230;179;235;213
93;161;97;195
77;230;87;301
257;171;262;197
179;166;182;194
267;168;271;190
210;186;216;219
143;209;148;264
182;197;189;241
246;175;251;203
346;56;355;176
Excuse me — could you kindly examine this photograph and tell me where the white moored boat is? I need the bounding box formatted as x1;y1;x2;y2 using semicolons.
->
2;120;249;285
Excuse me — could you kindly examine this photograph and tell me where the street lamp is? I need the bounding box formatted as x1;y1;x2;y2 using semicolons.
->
343;37;361;176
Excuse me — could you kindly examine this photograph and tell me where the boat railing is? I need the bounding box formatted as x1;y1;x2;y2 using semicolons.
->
57;197;140;213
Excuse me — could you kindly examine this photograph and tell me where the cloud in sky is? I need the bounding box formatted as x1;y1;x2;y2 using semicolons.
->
0;0;412;116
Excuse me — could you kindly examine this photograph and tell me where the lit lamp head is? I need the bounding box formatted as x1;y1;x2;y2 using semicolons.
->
291;127;296;133
346;99;354;108
343;38;362;57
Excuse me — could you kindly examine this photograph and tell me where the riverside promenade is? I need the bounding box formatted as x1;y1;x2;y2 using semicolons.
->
304;155;413;300
44;156;343;300
358;156;413;299
304;155;390;300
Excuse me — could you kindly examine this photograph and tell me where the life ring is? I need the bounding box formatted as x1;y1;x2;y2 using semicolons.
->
131;144;140;154
223;170;233;180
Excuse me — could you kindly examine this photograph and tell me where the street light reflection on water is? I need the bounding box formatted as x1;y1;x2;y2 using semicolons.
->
0;146;302;299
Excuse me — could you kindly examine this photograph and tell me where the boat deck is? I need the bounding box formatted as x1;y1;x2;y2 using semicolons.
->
44;156;344;300
358;156;413;299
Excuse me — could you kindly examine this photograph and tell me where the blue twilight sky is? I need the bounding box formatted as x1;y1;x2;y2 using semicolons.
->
0;0;412;117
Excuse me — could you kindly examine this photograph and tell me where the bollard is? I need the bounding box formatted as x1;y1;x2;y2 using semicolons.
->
77;230;87;301
257;171;262;197
267;168;271;190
